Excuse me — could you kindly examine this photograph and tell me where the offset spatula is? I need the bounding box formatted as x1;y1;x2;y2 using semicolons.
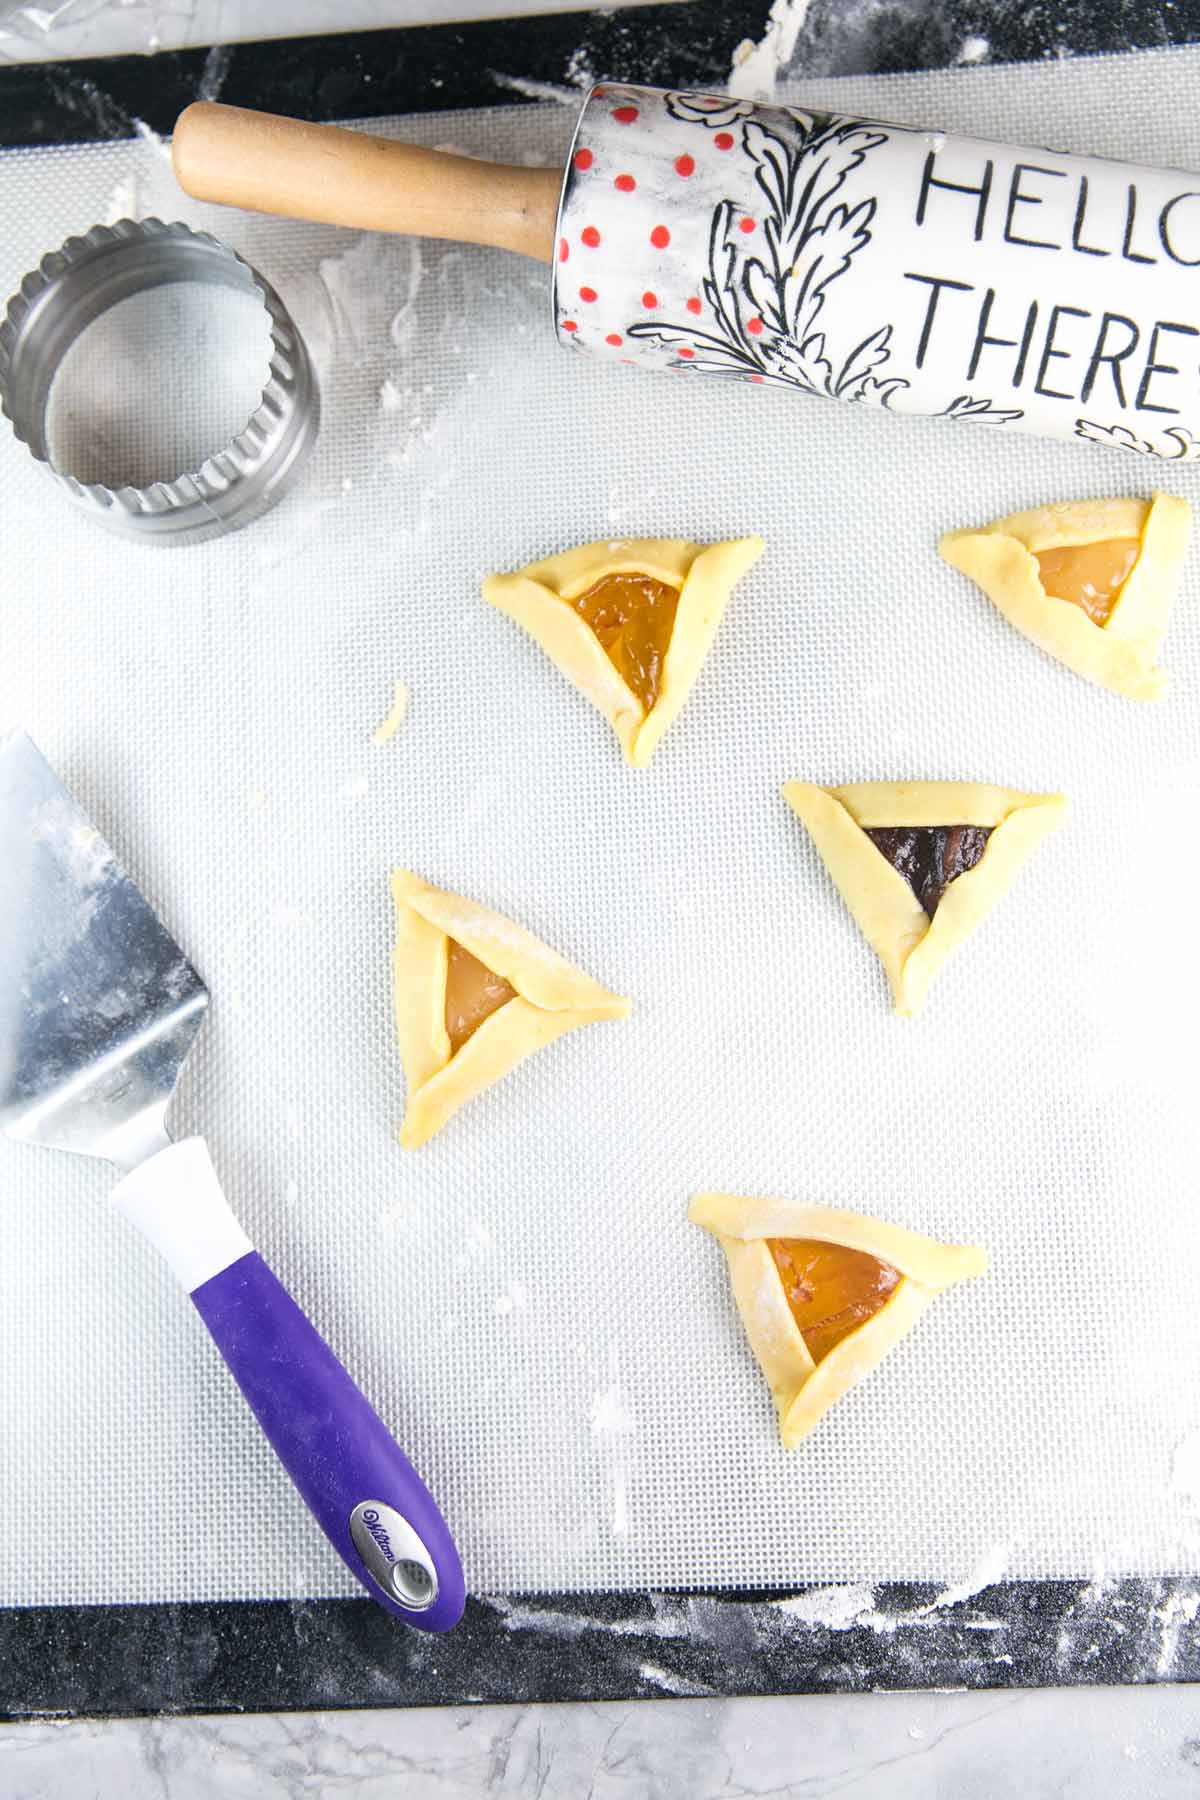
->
0;730;464;1630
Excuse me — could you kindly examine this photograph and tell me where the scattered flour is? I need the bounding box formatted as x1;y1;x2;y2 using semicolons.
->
1154;1588;1200;1677
388;240;426;357
198;44;232;102
490;72;579;106
1170;1431;1200;1511
770;1556;1009;1635
637;1661;707;1695
771;1583;876;1629
319;235;422;363
591;1349;634;1537
104;172;145;226
132;118;170;162
491;53;593;105
728;0;813;101
590;1380;634;1436
914;1543;1010;1615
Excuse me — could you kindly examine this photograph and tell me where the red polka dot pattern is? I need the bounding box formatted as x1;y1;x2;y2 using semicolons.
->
561;93;780;378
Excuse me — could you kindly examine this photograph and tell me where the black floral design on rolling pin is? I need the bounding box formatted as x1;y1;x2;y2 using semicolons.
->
1075;418;1200;460
938;395;1024;425
628;112;909;404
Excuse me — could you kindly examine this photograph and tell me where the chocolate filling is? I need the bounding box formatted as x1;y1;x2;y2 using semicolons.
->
865;825;992;918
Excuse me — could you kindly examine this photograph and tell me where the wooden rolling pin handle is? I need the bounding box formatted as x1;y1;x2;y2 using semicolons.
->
172;101;562;264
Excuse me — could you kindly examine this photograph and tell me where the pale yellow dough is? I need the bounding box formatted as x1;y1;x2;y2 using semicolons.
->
939;492;1191;700
690;1193;987;1449
782;780;1068;1017
481;534;765;765
391;870;631;1148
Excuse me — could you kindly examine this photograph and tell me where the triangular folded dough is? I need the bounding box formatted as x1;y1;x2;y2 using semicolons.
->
481;534;764;765
783;780;1068;1017
690;1192;987;1448
939;492;1191;700
392;869;631;1147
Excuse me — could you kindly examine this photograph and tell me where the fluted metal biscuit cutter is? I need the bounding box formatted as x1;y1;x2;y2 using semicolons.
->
0;218;319;545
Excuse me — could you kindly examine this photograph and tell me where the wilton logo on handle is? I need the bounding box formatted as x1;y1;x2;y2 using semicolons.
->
348;1498;439;1610
360;1506;396;1563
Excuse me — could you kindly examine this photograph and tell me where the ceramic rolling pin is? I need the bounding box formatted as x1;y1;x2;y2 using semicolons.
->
174;87;1200;460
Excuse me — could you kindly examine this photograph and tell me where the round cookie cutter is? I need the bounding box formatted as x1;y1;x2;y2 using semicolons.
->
0;218;319;546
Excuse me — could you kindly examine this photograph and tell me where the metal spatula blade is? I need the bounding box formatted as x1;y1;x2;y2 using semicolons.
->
0;730;207;1172
0;730;464;1629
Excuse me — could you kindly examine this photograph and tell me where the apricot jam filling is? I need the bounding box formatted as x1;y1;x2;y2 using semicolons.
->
767;1238;901;1364
570;571;681;714
445;938;516;1055
1034;536;1140;627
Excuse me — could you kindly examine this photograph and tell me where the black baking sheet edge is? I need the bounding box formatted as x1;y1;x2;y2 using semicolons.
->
2;1577;1199;1716
2;1;1200;148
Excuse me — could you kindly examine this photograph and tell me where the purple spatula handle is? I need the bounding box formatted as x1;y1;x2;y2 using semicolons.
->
112;1138;464;1631
191;1252;464;1629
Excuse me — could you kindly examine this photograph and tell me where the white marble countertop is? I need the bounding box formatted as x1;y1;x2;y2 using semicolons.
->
4;1685;1200;1797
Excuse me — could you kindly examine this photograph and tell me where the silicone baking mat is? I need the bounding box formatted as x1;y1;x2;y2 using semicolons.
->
2;45;1199;1608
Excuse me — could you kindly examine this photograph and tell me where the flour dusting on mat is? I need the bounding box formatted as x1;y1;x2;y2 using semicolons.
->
591;1350;635;1537
916;1543;1010;1614
131;119;170;162
104;172;145;226
493;1282;527;1316
1170;1431;1200;1511
388;241;426;357
590;1376;634;1437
